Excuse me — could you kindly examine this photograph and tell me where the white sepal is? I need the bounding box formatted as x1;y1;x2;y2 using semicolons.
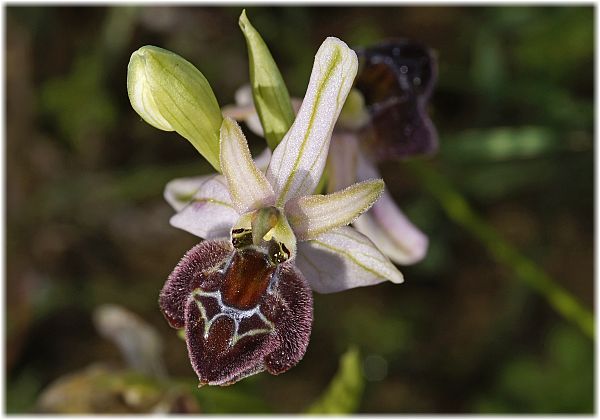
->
267;37;358;206
164;174;215;212
295;226;403;294
169;175;238;239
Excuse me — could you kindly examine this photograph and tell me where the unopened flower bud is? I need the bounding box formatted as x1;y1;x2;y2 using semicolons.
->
127;46;223;171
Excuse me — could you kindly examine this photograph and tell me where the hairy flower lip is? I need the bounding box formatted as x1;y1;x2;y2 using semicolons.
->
160;239;313;386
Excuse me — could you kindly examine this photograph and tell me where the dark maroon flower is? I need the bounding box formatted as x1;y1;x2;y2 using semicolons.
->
160;239;312;386
355;39;438;161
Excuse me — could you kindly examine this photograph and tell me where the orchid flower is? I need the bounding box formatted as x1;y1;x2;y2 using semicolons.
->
342;40;438;264
224;39;438;265
129;36;403;386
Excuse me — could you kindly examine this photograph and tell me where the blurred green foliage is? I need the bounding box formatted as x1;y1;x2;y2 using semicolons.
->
193;378;271;414
407;160;593;338
307;347;364;414
40;52;116;150
6;5;593;414
474;325;593;413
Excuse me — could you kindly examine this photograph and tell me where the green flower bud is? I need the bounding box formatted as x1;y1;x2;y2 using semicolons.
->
239;10;295;150
127;46;222;171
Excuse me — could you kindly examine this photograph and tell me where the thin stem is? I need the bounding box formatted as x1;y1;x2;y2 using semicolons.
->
406;160;594;339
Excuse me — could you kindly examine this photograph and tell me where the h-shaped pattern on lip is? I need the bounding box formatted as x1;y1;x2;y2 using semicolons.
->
191;289;274;346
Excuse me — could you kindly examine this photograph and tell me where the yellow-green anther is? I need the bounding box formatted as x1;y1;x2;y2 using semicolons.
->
251;206;280;245
127;45;223;172
337;88;369;130
266;210;297;260
239;10;295;150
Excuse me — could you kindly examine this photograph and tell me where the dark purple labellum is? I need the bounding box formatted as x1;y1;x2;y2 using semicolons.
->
355;39;438;161
159;240;313;386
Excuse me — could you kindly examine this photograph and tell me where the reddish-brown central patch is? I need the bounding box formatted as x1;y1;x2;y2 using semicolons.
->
221;249;275;311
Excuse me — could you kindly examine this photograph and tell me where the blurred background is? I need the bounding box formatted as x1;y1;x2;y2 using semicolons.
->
6;6;594;414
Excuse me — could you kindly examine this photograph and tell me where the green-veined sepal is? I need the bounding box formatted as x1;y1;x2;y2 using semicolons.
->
266;37;358;206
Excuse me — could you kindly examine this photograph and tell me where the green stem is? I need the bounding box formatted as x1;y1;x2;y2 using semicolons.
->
406;160;594;339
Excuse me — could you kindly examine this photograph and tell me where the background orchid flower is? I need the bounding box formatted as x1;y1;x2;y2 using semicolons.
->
338;40;438;264
157;36;403;386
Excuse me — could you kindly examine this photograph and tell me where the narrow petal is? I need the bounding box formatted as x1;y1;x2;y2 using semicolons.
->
354;154;428;264
353;192;428;265
295;226;403;294
220;117;275;213
285;179;384;241
267;37;358;206
169;175;239;239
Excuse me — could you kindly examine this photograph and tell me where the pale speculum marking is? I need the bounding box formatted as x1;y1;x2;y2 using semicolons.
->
191;289;274;346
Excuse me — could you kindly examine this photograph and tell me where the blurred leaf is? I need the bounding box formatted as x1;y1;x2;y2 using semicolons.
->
456;160;557;201
93;304;166;378
40;52;116;148
100;7;138;60
239;10;295;149
36;365;200;414
407;160;594;339
193;381;270;414
471;29;505;94
508;82;593;129
474;325;593;413
449;152;592;205
307;347;364;414
6;368;42;413
345;20;384;47
341;306;410;357
514;8;593;82
29;161;206;222
441;127;591;163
